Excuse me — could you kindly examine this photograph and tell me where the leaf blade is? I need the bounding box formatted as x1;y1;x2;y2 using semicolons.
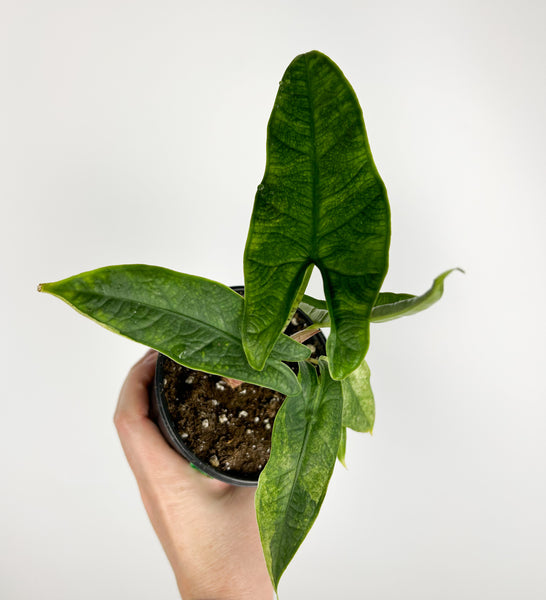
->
256;360;343;590
299;268;462;328
243;51;390;380
341;359;375;433
301;294;327;310
337;426;348;468
299;297;330;328
370;268;463;323
39;265;309;396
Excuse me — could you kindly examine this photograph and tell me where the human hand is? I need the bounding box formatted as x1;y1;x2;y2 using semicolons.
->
114;350;273;600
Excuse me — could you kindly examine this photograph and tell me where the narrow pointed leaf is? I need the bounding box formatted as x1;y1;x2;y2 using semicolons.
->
243;50;390;380
341;359;375;433
256;360;343;591
39;265;310;396
370;268;463;323
299;268;462;328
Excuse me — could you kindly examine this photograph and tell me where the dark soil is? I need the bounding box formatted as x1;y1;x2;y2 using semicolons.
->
160;311;325;480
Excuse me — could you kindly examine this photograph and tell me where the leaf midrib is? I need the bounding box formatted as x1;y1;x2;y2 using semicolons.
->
69;288;243;346
275;382;319;576
304;53;320;261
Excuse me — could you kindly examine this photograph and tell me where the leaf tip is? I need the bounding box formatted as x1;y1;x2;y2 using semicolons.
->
242;321;270;372
284;379;302;398
37;283;43;292
242;340;266;372
444;266;465;278
328;360;352;382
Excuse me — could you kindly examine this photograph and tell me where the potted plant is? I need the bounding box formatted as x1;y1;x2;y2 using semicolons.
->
148;287;329;486
38;50;460;592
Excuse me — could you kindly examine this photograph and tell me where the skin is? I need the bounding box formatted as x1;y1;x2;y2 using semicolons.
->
114;350;274;600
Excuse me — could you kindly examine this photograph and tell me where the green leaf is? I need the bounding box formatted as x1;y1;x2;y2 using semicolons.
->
299;268;462;328
301;294;327;310
284;264;314;330
341;359;375;433
299;296;329;328
38;265;310;396
370;268;464;323
256;360;343;591
337;426;348;468
374;291;415;305
298;305;329;330
243;50;390;381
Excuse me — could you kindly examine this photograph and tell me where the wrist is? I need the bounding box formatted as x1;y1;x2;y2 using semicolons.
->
176;574;274;600
167;535;273;600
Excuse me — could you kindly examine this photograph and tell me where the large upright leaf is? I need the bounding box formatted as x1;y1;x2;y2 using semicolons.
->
243;50;390;381
256;360;343;591
39;265;310;396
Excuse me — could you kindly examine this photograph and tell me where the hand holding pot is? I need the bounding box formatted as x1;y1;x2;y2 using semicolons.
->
114;350;273;600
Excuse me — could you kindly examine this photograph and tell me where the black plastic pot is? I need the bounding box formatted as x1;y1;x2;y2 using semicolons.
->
149;286;327;486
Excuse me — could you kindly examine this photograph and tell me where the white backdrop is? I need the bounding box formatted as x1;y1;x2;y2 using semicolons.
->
2;1;545;598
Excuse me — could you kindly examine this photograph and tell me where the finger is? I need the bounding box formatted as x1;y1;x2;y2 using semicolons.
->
115;349;157;422
114;351;193;482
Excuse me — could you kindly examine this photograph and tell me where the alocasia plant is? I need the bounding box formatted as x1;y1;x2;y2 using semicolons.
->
39;50;460;593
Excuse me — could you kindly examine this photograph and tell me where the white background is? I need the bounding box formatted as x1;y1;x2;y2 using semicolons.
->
2;1;545;598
